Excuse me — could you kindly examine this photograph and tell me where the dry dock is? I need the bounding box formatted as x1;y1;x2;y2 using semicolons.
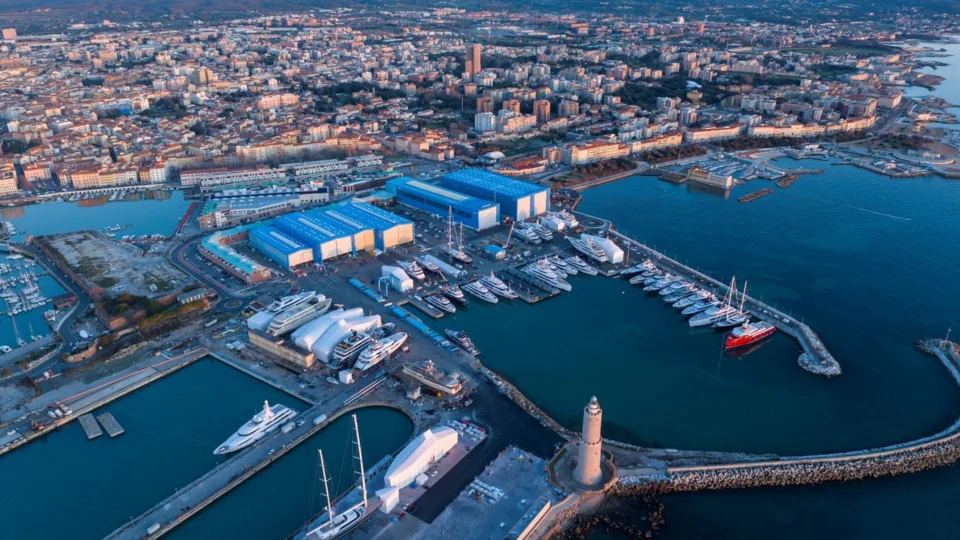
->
78;414;103;440
96;413;124;438
404;296;444;319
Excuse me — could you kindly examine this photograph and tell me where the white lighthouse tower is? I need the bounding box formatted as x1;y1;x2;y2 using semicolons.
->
573;395;603;487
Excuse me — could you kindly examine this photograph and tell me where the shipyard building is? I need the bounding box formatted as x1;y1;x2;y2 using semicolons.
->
439;169;549;221
199;225;273;284
248;202;415;268
386;176;500;231
249;226;314;270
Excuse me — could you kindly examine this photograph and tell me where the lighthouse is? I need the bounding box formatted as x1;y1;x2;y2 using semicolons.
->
573;396;603;487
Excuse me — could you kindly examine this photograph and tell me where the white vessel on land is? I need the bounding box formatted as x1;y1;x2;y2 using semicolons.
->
565;256;597;276
522;222;553;241
266;291;316;314
425;294;456;313
397;260;426;280
523;262;572;292
567;235;609;264
513;226;541;244
479;273;518;299
266;298;332;337
417;256;443;275
443;207;473;264
355;332;408;372
462;281;499;304
214;401;297;455
546;210;579;229
300;415;369;540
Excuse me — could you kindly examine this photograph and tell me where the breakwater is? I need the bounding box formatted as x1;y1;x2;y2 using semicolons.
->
609;339;960;496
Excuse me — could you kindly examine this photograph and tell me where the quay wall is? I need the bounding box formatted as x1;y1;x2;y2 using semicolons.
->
207;350;319;406
106;399;416;540
0;348;206;457
612;340;960;496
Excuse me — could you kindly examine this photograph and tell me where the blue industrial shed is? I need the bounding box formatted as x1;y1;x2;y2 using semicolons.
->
386;176;500;231
248;225;314;269
439;169;549;222
325;202;415;250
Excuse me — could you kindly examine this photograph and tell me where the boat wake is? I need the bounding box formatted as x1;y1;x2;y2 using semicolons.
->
788;193;912;221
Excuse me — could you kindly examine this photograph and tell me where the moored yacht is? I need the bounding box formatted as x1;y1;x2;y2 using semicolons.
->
682;298;720;316
689;304;739;327
660;281;695;297
643;274;680;292
550;255;577;275
565;256;598;276
214;401;297;455
462;281;499;304
523;262;572;292
725;321;776;349
620;260;656;276
480;273;518;299
540;258;567;279
354;332;408;372
425;294;457;313
674;290;710;309
445;329;480;356
546;210;579;229
442;285;467;305
522;222;553;241
330;331;373;368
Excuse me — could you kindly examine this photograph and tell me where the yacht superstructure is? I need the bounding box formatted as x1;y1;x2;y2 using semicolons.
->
214;401;297;455
396;260;426;281
266;298;332;337
479;273;518;299
462;281;499;304
425;294;457;313
354;332;408;372
266;291;316;314
523;261;572;291
564;256;598;276
567;236;609;263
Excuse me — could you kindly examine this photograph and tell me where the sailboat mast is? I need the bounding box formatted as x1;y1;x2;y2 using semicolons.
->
318;449;334;522
739;281;748;314
352;414;368;507
446;206;453;248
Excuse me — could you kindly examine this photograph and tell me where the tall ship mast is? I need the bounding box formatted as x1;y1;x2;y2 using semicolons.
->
442;207;473;264
300;414;370;540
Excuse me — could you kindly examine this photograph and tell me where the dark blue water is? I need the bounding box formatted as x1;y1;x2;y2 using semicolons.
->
0;358;303;540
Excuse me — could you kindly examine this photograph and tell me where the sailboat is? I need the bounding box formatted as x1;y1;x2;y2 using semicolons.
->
713;280;751;328
300;414;370;540
442;207;472;264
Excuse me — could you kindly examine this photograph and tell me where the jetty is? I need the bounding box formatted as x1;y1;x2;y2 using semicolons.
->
96;412;124;438
606;229;840;377
738;188;774;203
403;296;444;319
77;414;103;440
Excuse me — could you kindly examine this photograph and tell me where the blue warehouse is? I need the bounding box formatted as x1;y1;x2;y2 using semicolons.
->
440;169;549;222
248;225;314;269
273;211;358;261
324;201;415;251
386;176;500;231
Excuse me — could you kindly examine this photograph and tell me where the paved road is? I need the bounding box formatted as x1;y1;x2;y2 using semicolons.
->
170;238;256;301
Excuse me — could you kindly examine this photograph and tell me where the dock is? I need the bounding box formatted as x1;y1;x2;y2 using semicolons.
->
78;414;103;439
405;296;444;319
96;412;125;437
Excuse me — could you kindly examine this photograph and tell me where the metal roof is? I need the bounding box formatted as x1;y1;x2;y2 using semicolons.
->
325;201;411;232
386;177;498;213
250;225;311;255
441;168;547;198
202;224;266;276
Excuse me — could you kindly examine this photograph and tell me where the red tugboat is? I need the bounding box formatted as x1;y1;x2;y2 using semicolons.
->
725;321;776;349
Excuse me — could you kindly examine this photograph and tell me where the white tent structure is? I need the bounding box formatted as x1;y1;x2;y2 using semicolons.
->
291;308;362;351
311;315;382;362
583;234;624;264
381;265;414;293
384;426;458;488
246;311;275;332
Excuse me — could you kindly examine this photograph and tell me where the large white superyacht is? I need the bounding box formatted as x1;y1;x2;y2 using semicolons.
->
214;401;297;455
265;291;316;314
479;273;519;299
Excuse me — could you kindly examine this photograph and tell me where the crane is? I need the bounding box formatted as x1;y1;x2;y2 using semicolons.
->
504;221;515;249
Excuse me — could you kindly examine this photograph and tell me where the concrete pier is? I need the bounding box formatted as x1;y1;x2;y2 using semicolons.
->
606;228;841;376
97;413;124;437
78;414;103;440
406;296;444;319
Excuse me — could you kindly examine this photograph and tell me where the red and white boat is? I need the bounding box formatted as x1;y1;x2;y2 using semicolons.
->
724;321;776;349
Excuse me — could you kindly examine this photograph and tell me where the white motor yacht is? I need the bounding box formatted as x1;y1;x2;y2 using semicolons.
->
214;401;297;455
480;273;518;299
